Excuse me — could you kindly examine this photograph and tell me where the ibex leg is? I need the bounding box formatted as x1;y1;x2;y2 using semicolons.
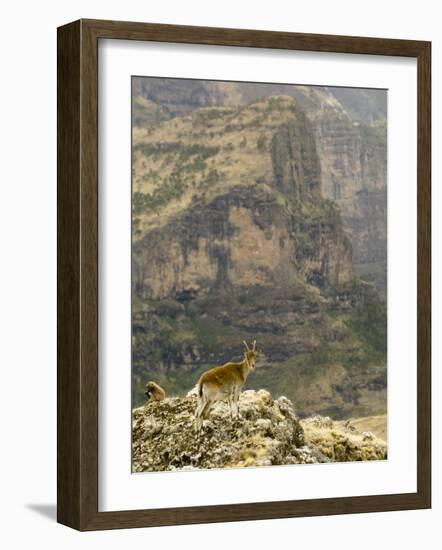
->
233;386;241;418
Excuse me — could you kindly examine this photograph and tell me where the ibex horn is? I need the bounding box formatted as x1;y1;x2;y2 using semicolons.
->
253;340;256;351
243;340;250;351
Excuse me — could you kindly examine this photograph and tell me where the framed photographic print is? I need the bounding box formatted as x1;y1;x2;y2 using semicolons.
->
57;19;431;530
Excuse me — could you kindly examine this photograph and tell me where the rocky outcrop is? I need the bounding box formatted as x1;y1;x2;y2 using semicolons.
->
133;185;352;301
271;117;322;197
132;390;386;472
301;415;387;462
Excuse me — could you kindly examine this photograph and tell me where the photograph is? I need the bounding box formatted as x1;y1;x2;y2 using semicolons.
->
0;0;434;540
131;77;388;472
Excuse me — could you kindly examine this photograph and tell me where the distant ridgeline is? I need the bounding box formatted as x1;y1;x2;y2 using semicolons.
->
131;81;387;419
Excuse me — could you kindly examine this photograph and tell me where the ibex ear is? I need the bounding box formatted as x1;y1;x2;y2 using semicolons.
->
252;340;256;351
243;340;250;351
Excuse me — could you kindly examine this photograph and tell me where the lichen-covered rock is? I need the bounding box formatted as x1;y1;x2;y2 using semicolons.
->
133;390;309;472
132;391;386;472
301;415;387;462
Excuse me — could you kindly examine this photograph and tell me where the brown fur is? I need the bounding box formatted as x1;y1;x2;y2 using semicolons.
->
145;381;166;402
195;341;257;431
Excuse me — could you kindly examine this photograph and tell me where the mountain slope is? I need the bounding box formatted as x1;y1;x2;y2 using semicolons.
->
131;96;387;419
133;79;387;293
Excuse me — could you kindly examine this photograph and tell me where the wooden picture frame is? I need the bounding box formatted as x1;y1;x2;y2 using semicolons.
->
57;18;431;531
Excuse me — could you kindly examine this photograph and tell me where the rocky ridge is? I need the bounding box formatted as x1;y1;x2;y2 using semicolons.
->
132;390;387;472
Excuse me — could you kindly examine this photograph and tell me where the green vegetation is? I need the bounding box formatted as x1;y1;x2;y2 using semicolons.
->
181;156;207;173
135;141;219;162
204;169;220;187
141;168;160;182
257;134;267;151
135;141;181;156
133;142;221;211
177;143;220;162
347;301;387;356
193;107;235;124
238;294;248;305
266;96;296;113
249;115;265;128
133;172;185;212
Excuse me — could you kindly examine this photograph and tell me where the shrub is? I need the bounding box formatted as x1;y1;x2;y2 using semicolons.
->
132;172;186;212
257;134;267;152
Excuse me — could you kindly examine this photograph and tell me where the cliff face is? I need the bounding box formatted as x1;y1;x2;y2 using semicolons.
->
133;80;387;294
134;187;351;301
133;97;352;301
235;83;387;293
132;390;387;472
305;104;387;293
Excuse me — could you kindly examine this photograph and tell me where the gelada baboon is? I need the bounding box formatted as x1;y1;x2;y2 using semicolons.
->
145;381;166;402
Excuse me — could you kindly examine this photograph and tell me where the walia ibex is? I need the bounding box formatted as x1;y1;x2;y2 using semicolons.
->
195;340;257;431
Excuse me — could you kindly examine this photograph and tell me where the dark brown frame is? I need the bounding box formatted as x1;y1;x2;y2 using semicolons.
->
57;18;431;531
